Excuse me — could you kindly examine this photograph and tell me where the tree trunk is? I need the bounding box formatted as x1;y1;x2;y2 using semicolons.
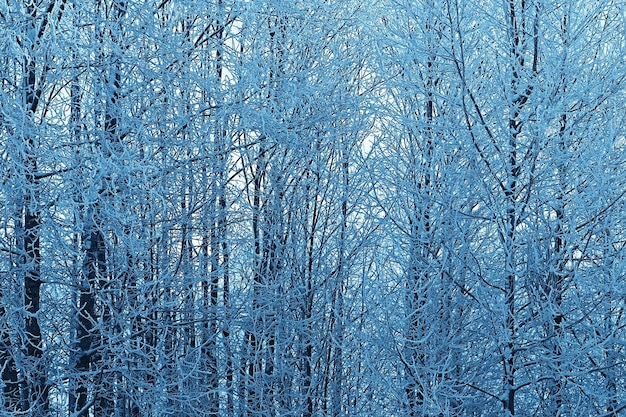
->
22;2;48;413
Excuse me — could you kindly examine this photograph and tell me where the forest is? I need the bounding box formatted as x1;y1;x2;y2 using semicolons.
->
0;0;625;416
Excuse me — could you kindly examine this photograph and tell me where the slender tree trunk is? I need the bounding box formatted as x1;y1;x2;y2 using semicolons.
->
208;191;220;415
405;28;437;416
302;171;319;417
73;207;105;417
331;140;350;417
91;1;125;415
549;9;567;412
216;20;235;415
68;36;101;415
23;134;48;417
246;141;266;417
218;149;233;415
502;1;538;413
21;2;50;413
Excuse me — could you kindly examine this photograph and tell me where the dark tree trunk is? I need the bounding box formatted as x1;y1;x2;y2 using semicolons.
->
21;2;48;412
